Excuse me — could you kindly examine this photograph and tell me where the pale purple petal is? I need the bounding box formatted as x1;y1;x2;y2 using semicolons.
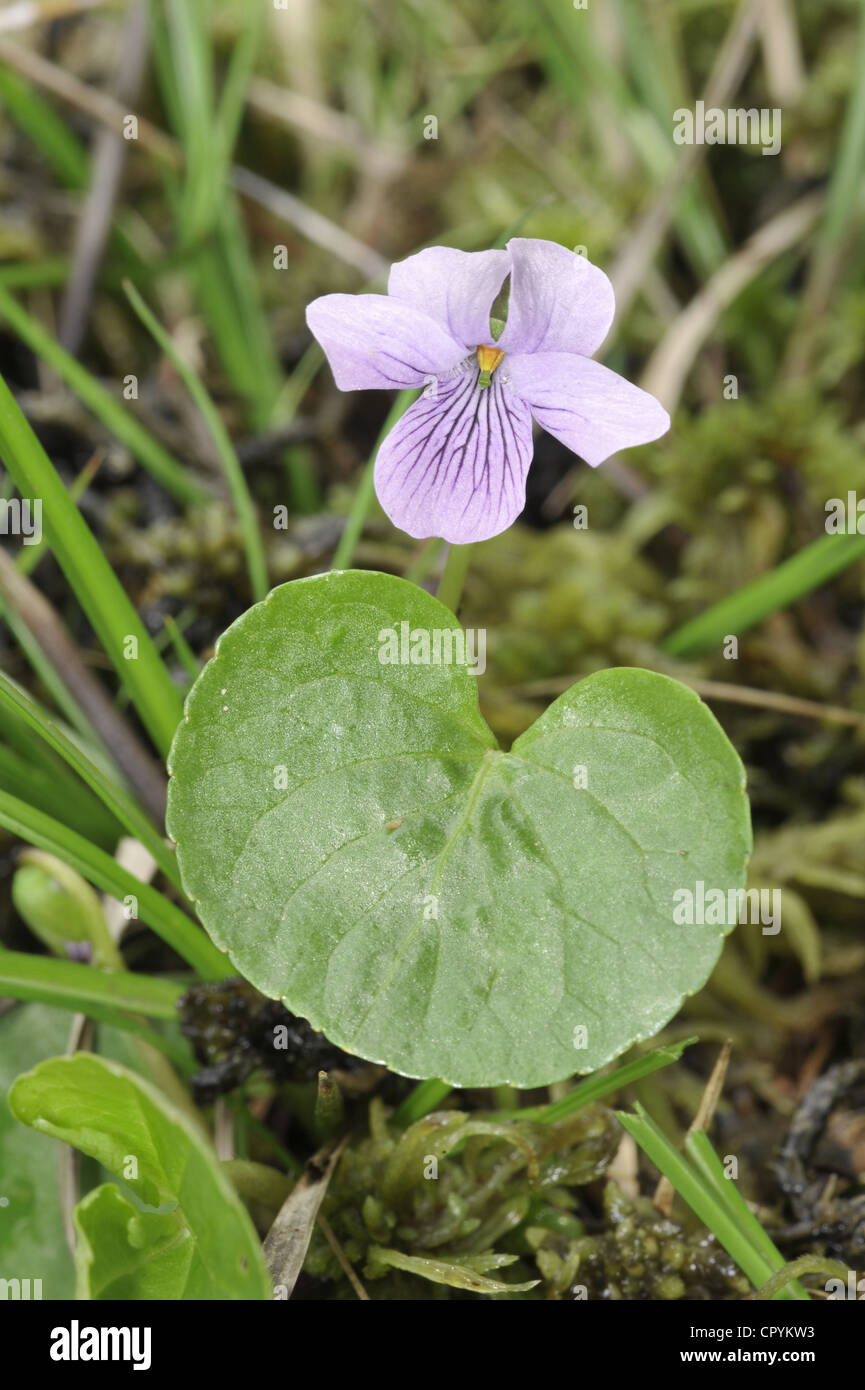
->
374;370;534;543
506;352;670;466
306;293;467;391
497;239;616;358
387;247;510;349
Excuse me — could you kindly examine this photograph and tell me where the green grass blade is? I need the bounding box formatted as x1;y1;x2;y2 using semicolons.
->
162;614;200;685
685;1132;809;1299
391;1078;454;1127
123;279;268;601
617;1104;802;1299
161;0;217;243
0;790;225;981
0;671;181;889
0;742;119;850
0;284;206;505
0;590;100;743
813;0;865;262
0;949;182;1019
0;64;87;188
0;372;184;756
664;531;865;656
149;2;284;427
515;1039;697;1124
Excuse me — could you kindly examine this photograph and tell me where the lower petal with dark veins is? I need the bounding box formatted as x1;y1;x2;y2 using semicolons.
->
374;370;534;544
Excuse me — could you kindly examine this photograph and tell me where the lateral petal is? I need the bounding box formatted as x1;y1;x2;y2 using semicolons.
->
506;352;670;466
306;293;467;391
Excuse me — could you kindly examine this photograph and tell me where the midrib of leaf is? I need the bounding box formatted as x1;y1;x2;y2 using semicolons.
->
349;748;504;1033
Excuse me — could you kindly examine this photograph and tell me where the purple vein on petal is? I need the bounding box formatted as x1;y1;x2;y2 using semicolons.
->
374;368;534;544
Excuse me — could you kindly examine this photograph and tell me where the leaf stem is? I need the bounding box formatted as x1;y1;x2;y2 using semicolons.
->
437;543;474;616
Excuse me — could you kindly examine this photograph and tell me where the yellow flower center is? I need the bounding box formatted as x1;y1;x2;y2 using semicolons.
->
476;344;505;388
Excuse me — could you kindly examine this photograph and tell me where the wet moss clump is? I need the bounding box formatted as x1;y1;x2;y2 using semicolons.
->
300;1104;755;1299
303;1099;619;1298
563;1182;749;1301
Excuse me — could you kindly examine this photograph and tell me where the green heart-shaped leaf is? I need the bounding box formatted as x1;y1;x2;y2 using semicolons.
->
166;571;751;1088
8;1054;271;1299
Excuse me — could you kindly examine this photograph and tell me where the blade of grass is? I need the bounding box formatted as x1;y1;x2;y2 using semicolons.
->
0;260;71;290
0;589;101;743
0;50;150;281
0;789;226;980
617;1104;804;1298
272;343;324;514
0;284;207;505
812;0;865;257
123;279;268;601
753;1256;850;1301
161;0;217;245
162;613;200;685
664;531;865;657
0;372;184;756
0;671;181;889
785;0;865;373
0;949;182;1020
684;1131;809;1298
149;2;284;427
532;0;724;279
0;951;190;1065
513;1039;697;1124
391;1078;454;1127
0;63;88;188
0;742;119;850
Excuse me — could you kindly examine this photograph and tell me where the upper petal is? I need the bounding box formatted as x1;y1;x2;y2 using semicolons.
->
374;370;534;544
387;247;510;350
506;352;670;466
497;239;616;358
306;293;467;391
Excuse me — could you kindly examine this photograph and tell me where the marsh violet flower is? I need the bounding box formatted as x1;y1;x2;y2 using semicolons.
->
306;238;669;544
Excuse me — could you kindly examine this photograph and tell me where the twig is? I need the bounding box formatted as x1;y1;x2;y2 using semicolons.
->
640;193;824;412
0;37;386;278
229;167;387;280
609;0;764;323
247;77;403;179
0;36;180;167
759;0;806;105
653;1040;733;1216
58;0;150;351
317;1212;370;1300
511;670;865;728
